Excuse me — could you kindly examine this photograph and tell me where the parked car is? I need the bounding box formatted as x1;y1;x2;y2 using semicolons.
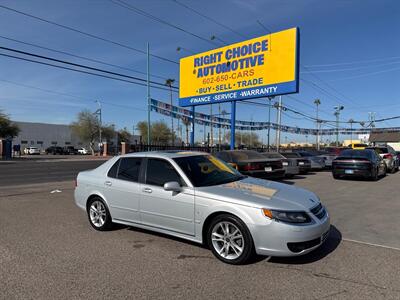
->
75;151;330;264
349;143;368;150
280;152;312;174
366;146;399;173
46;146;64;155
215;150;285;179
262;152;299;178
293;151;326;170
77;147;89;155
24;147;40;155
332;149;386;180
63;146;78;155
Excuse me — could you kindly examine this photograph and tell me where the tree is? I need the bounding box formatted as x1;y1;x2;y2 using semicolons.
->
70;110;99;155
137;121;172;144
182;117;191;145
0;110;20;139
224;131;261;148
118;127;132;143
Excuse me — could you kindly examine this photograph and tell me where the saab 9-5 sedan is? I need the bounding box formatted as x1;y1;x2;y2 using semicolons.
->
74;151;330;264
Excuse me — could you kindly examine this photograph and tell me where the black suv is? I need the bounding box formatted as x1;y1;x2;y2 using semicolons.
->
46;146;64;155
63;146;78;155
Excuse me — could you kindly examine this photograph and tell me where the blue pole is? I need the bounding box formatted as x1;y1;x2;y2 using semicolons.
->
230;101;236;150
190;106;195;146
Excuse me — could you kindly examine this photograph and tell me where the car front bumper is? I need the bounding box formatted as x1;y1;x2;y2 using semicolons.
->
249;211;330;257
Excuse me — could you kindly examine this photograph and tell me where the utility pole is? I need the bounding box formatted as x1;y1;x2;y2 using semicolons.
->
267;96;274;152
218;103;221;150
349;119;354;145
165;78;175;146
334;106;344;146
94;100;102;147
210;104;213;147
147;43;151;146
314;99;321;150
275;96;282;151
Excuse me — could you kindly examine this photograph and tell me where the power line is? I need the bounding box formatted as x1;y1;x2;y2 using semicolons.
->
0;35;174;81
172;0;246;39
0;52;176;92
328;66;400;82
0;3;178;65
301;61;400;73
0;46;179;90
0;78;146;112
109;0;219;47
305;55;400;68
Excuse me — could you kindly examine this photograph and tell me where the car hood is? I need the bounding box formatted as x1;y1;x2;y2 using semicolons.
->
195;177;319;211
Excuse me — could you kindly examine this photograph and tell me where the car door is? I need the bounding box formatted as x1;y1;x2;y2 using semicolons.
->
102;157;143;223
140;158;195;236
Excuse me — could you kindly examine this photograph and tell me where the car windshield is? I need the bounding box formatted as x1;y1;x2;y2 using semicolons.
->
366;147;388;154
297;152;313;157
262;152;283;159
281;152;299;158
339;150;373;159
230;150;266;161
173;155;245;187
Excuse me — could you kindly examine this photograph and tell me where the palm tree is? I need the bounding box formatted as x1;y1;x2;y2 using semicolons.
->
182;117;191;145
165;78;175;146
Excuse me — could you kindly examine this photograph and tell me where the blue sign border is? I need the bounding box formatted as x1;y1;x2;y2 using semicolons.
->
178;27;300;107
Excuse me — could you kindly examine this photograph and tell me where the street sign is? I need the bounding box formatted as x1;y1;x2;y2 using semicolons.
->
179;27;299;107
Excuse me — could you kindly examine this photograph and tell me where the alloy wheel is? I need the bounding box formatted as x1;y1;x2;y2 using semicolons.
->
211;221;244;260
89;200;107;227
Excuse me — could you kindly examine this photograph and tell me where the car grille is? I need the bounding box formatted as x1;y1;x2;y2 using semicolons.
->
310;203;326;219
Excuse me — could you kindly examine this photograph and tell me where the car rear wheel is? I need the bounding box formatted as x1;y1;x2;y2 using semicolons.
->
207;214;254;265
87;197;113;231
371;167;379;181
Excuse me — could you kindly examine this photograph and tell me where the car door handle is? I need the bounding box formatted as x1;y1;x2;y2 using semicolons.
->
142;187;152;194
104;181;112;186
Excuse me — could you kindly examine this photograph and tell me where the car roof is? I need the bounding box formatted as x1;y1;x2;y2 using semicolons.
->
119;150;209;159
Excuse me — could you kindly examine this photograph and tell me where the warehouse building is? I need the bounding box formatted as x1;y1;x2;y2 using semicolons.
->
12;121;85;150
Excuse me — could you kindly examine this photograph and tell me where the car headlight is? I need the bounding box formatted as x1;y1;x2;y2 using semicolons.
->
262;209;311;223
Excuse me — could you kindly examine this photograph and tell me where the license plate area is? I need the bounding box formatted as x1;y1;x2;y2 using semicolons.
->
265;167;272;172
345;169;354;174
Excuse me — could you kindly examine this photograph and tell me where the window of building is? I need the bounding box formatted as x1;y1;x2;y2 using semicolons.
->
21;140;28;144
65;142;71;145
51;141;57;145
37;141;43;145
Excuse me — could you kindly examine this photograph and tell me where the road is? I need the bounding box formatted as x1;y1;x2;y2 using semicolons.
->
1;160;400;299
0;159;105;186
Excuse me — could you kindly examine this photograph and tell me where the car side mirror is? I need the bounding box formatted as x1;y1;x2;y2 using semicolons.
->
163;181;181;192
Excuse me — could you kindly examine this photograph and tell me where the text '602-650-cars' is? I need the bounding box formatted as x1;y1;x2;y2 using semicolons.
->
74;151;330;264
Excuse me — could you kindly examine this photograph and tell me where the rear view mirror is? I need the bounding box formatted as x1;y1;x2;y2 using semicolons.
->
163;181;181;192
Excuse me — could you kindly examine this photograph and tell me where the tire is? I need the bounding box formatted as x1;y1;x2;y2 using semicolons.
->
333;173;340;179
207;214;254;265
87;197;113;231
390;165;396;174
371;168;379;181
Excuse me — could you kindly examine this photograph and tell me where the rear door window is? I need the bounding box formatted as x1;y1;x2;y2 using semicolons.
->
117;157;142;182
107;159;120;178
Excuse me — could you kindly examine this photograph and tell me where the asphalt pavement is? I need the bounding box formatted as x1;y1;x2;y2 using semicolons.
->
0;159;106;186
1;160;400;299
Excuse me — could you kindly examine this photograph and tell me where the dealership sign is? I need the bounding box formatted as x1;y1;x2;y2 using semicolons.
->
179;27;299;107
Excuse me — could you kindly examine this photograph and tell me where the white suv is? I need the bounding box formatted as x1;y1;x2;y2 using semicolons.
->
24;147;40;155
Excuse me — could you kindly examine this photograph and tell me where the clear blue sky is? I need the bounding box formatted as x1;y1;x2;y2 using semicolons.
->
0;0;399;143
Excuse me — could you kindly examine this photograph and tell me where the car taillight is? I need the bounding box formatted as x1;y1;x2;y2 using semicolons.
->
383;154;393;159
242;163;262;171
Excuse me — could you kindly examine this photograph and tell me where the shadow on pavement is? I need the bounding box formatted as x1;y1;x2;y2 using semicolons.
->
268;225;342;265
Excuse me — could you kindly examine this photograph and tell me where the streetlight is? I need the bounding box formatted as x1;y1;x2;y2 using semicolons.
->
349;118;355;146
267;96;274;151
334;106;344;146
314;99;321;150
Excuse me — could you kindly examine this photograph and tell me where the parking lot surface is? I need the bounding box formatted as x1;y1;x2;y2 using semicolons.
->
1;161;400;299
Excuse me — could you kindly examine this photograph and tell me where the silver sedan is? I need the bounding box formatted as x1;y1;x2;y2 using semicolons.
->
74;151;330;264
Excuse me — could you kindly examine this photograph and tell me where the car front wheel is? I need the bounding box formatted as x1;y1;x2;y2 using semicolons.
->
87;197;113;231
207;214;254;265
